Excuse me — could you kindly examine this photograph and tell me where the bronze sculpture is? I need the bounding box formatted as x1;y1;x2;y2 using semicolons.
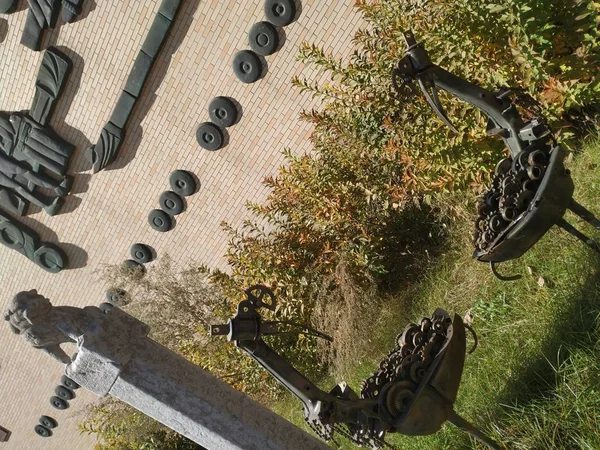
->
86;0;183;172
0;48;74;216
393;31;600;280
211;285;503;449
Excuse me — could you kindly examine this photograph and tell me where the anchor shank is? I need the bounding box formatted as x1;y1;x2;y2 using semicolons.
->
557;219;600;253
447;410;504;450
568;200;600;230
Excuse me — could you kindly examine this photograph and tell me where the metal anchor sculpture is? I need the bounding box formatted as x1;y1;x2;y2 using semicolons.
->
393;31;600;280
211;285;503;450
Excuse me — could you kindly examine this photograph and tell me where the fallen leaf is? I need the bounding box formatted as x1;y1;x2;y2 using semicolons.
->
463;310;474;326
566;152;574;165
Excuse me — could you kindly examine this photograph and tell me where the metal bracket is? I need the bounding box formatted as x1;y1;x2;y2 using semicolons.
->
490;261;522;282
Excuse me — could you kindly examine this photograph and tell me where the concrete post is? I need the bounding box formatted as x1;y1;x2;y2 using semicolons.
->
3;290;329;450
65;307;330;450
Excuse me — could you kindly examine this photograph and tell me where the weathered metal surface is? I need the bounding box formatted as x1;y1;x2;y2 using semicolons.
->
393;30;600;277
0;212;67;272
86;0;183;173
0;0;86;50
212;286;502;449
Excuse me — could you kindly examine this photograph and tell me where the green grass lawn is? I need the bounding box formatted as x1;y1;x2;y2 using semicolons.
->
273;130;600;450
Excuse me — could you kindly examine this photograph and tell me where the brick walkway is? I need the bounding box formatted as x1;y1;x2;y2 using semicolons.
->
0;1;363;448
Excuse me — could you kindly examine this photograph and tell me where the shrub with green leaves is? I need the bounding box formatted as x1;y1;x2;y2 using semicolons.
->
80;397;202;450
100;257;279;400
297;0;599;194
212;0;599;374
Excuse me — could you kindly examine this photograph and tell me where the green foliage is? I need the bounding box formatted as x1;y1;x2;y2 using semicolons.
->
101;257;278;401
297;0;599;192
79;398;202;450
210;135;445;381
497;346;600;450
275;129;600;449
102;257;228;352
85;258;289;449
83;4;600;445
211;0;599;393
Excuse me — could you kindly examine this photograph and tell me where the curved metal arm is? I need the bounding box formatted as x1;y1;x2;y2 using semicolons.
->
239;339;330;415
428;65;527;156
236;338;381;428
395;30;543;158
417;75;458;133
210;293;383;429
448;411;504;450
212;289;503;449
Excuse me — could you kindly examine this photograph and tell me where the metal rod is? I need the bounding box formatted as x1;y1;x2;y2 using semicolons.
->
490;261;521;281
568;200;600;230
238;340;330;410
430;66;527;158
557;219;600;253
447;410;505;450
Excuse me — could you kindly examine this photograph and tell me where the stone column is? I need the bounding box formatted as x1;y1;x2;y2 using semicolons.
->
65;307;330;450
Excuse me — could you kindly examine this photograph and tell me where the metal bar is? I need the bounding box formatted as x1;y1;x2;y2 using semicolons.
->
238;340;332;411
568;199;600;230
430;66;527;158
417;76;458;133
238;339;380;427
401;30;529;157
447;410;504;450
557;219;600;253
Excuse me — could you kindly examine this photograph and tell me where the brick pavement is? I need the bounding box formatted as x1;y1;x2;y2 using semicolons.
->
0;1;364;448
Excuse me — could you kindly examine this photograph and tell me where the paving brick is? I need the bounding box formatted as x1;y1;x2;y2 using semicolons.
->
0;1;364;449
